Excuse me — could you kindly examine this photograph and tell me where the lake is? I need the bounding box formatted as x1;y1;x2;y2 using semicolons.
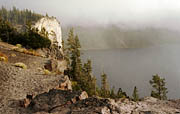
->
81;44;180;99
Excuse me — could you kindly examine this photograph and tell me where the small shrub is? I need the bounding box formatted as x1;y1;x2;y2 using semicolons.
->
71;81;81;90
12;47;24;53
43;69;51;75
16;44;22;48
0;56;6;61
0;52;8;62
14;62;27;69
11;53;16;57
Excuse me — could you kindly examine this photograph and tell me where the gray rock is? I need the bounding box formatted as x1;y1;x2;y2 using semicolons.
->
27;89;88;113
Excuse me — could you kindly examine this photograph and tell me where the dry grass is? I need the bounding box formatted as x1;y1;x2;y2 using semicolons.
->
12;45;41;57
43;69;51;75
0;51;8;62
22;49;41;57
11;53;16;57
14;62;27;69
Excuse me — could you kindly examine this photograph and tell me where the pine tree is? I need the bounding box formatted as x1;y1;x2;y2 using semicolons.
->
110;86;116;98
65;28;98;96
132;86;139;102
149;74;168;100
117;88;127;98
82;59;97;96
0;6;42;25
100;72;110;98
66;28;82;81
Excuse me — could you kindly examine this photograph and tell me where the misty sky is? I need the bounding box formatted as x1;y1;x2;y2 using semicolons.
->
1;0;180;29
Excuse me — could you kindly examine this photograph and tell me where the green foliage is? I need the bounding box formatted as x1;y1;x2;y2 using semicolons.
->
132;86;139;102
0;18;51;49
0;6;43;25
149;74;168;100
65;28;97;97
110;86;116;99
0;17;17;43
71;81;81;91
81;60;97;96
23;22;51;49
117;88;127;98
66;28;82;80
100;72;110;98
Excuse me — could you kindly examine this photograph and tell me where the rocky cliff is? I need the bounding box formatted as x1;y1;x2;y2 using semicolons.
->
34;17;62;49
33;17;64;60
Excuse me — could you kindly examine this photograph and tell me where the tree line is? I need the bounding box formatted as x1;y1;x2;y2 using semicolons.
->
64;28;168;101
0;6;43;25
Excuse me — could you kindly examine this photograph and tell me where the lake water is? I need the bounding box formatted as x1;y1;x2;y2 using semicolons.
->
81;44;180;99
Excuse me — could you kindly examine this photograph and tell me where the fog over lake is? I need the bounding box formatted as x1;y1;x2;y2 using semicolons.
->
82;44;180;99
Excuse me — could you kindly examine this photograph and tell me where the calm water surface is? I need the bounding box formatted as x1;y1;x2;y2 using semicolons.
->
82;44;180;99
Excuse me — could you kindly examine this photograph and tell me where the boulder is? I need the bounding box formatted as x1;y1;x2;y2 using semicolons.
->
78;91;88;100
44;59;67;73
27;89;88;113
44;59;57;72
55;76;72;90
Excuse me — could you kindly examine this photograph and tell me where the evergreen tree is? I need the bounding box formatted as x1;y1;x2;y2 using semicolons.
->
132;86;139;102
100;72;110;98
65;28;98;96
82;59;97;96
0;6;43;25
66;28;82;81
117;88;127;98
110;86;116;98
149;74;168;100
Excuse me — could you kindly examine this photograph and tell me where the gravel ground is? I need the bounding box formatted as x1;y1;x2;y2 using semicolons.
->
0;42;65;114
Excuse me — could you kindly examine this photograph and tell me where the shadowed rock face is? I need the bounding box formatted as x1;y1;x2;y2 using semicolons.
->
27;89;89;113
14;89;180;114
34;17;62;48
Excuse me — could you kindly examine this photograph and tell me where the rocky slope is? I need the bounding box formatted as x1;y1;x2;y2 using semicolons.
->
0;42;70;114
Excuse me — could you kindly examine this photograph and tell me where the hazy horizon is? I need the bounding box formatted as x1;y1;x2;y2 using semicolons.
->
1;0;180;49
1;0;180;30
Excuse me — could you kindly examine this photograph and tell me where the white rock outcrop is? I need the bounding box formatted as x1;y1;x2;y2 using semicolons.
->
34;17;62;48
